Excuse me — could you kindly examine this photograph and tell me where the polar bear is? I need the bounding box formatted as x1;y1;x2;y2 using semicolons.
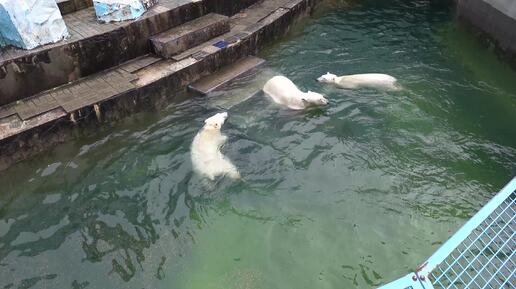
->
191;112;241;180
317;72;400;90
263;76;328;110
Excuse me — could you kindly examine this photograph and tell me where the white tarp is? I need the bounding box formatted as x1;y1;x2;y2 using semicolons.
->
0;0;69;50
93;0;157;23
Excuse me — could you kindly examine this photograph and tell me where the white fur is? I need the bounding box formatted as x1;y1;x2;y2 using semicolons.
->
191;112;240;180
317;72;400;90
263;76;328;110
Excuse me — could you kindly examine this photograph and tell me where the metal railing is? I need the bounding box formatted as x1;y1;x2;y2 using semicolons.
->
378;177;516;289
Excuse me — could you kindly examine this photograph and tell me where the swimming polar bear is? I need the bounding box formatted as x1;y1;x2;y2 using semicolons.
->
263;76;328;110
317;72;400;90
191;112;241;180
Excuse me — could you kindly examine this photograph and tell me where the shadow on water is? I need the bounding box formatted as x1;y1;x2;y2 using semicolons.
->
1;0;515;288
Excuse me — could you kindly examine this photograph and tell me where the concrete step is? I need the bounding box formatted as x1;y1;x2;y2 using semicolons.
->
56;0;93;15
150;13;230;58
0;54;160;140
171;30;250;61
188;56;265;95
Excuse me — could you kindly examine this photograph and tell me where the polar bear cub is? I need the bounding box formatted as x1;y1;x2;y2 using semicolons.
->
263;76;328;110
191;112;240;180
317;72;400;90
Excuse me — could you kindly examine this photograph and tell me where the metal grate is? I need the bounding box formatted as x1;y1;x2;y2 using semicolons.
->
377;178;516;289
430;192;515;289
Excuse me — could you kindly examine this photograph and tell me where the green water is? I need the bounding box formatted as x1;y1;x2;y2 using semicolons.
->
1;1;515;288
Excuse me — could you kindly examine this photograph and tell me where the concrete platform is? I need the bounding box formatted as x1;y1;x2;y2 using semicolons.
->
189;56;265;94
0;0;265;106
151;13;230;58
0;55;160;140
0;0;319;171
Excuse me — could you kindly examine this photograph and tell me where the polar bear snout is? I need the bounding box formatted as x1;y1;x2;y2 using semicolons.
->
217;112;229;122
214;111;228;121
304;91;328;106
316;97;329;106
203;112;228;130
316;76;326;82
317;72;337;83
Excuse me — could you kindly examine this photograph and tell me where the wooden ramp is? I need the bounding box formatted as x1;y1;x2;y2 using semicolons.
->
188;56;266;95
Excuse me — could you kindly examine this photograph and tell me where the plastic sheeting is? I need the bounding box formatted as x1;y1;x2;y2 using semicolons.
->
93;0;157;23
0;0;69;50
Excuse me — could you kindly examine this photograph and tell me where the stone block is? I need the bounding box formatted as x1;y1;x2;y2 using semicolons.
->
0;0;69;50
150;13;229;58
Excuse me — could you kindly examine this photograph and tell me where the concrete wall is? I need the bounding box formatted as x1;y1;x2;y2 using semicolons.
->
484;0;516;19
457;0;516;57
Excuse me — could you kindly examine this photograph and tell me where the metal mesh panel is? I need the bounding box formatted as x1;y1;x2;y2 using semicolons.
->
430;192;516;289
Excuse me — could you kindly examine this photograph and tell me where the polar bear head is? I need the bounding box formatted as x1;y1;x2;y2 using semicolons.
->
302;91;328;106
203;112;228;131
317;72;338;83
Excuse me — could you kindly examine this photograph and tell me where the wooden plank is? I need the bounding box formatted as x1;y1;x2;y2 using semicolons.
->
15;100;39;120
188;56;265;95
0;108;66;141
14;93;60;120
0;104;16;119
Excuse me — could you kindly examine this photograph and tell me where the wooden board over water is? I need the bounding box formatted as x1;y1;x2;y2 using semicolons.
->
188;56;266;95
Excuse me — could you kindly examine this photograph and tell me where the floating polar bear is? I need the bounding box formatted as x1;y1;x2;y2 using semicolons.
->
317;72;401;90
191;112;241;180
263;76;328;110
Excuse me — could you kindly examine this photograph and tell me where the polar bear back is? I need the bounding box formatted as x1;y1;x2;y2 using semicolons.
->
337;73;398;90
191;128;239;180
191;129;223;159
263;76;306;110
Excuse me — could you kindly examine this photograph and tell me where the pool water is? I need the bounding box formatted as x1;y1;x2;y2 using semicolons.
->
1;1;515;288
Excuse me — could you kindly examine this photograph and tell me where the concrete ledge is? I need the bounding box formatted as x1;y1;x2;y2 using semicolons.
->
457;0;516;59
151;13;230;58
0;0;319;171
